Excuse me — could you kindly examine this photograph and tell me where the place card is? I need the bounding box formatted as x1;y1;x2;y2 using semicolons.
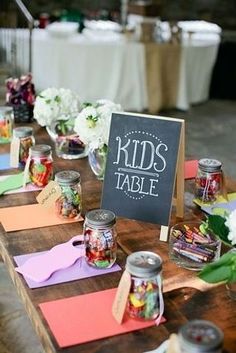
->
0;153;11;171
0;204;83;232
14;246;121;289
39;288;166;347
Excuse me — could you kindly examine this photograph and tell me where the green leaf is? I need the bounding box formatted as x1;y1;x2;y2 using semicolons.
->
54;95;61;103
45;99;51;104
198;252;236;283
207;215;230;246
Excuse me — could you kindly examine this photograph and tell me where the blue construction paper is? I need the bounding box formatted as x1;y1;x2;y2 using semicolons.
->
201;199;236;215
0;154;11;171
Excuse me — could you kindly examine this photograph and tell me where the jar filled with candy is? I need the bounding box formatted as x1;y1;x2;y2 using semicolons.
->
55;170;82;220
178;319;223;353
84;209;117;269
13;126;35;166
126;251;164;322
29;144;53;187
195;158;223;203
0;106;13;144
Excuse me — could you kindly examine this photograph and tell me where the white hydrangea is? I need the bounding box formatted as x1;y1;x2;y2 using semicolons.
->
225;209;236;246
74;99;123;149
34;87;80;127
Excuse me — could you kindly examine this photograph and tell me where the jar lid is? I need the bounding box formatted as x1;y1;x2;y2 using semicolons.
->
0;106;13;115
30;144;52;157
55;170;80;185
178;320;224;353
198;158;222;172
126;251;162;278
85;209;116;228
13;126;33;138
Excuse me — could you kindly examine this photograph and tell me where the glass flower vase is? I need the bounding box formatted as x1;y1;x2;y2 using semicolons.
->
46;120;88;160
88;144;108;180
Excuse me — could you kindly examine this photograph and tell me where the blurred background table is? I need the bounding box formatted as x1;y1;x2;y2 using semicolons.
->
0;20;221;112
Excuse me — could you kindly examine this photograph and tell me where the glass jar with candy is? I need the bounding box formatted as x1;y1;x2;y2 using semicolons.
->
83;209;117;269
54;170;82;220
125;251;164;322
13;126;35;166
28;144;53;187
178;319;223;353
195;158;223;203
0;106;13;144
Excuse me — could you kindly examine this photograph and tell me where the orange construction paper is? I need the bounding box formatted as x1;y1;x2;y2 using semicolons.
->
39;288;166;348
0;204;83;232
184;160;198;179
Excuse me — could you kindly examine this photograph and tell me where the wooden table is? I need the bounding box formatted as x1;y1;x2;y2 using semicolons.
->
0;123;236;353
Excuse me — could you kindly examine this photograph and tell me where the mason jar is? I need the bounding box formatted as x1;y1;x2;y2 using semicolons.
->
0;106;13;143
29;144;53;187
13;126;35;166
55;170;82;220
195;158;223;203
178;319;224;353
125;251;164;322
84;209;117;269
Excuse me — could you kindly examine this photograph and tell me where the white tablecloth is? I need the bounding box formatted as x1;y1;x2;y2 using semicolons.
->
0;26;220;112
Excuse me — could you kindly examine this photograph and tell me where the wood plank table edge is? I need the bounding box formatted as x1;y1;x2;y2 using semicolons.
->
0;225;57;353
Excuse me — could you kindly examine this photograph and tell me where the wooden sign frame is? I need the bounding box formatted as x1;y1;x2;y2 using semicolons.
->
101;112;185;242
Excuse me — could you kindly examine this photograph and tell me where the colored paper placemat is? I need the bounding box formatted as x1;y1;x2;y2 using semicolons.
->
14;252;121;289
0;174;42;195
193;192;236;208
0;153;10;170
184;160;198;179
201;198;236;215
0;204;83;232
39;288;166;348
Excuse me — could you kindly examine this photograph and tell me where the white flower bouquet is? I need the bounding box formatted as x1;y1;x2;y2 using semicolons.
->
34;87;80;128
74;99;122;150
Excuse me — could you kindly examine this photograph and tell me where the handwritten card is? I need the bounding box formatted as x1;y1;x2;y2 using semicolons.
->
102;113;182;226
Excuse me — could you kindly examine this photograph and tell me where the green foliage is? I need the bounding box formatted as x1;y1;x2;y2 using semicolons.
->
198;251;236;284
207;215;231;246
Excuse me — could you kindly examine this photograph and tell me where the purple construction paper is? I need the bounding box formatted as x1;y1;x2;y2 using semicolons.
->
0;154;10;170
201;200;236;215
14;251;121;289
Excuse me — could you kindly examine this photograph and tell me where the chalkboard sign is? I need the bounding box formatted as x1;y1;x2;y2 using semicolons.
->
101;112;184;227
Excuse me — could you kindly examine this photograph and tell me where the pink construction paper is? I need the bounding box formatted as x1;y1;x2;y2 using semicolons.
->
0;175;42;194
184;160;198;179
39;288;166;347
15;235;85;282
14;250;121;289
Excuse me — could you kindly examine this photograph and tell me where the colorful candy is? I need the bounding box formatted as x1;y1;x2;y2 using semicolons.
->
125;251;163;321
55;170;81;220
13;127;35;166
84;209;117;269
127;279;159;320
195;158;222;203
29;145;53;187
0;107;13;144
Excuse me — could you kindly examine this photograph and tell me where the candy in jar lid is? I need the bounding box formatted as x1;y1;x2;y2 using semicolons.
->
85;209;116;228
178;319;224;353
55;170;80;185
13;126;33;138
30;144;52;157
198;159;222;172
126;251;162;278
